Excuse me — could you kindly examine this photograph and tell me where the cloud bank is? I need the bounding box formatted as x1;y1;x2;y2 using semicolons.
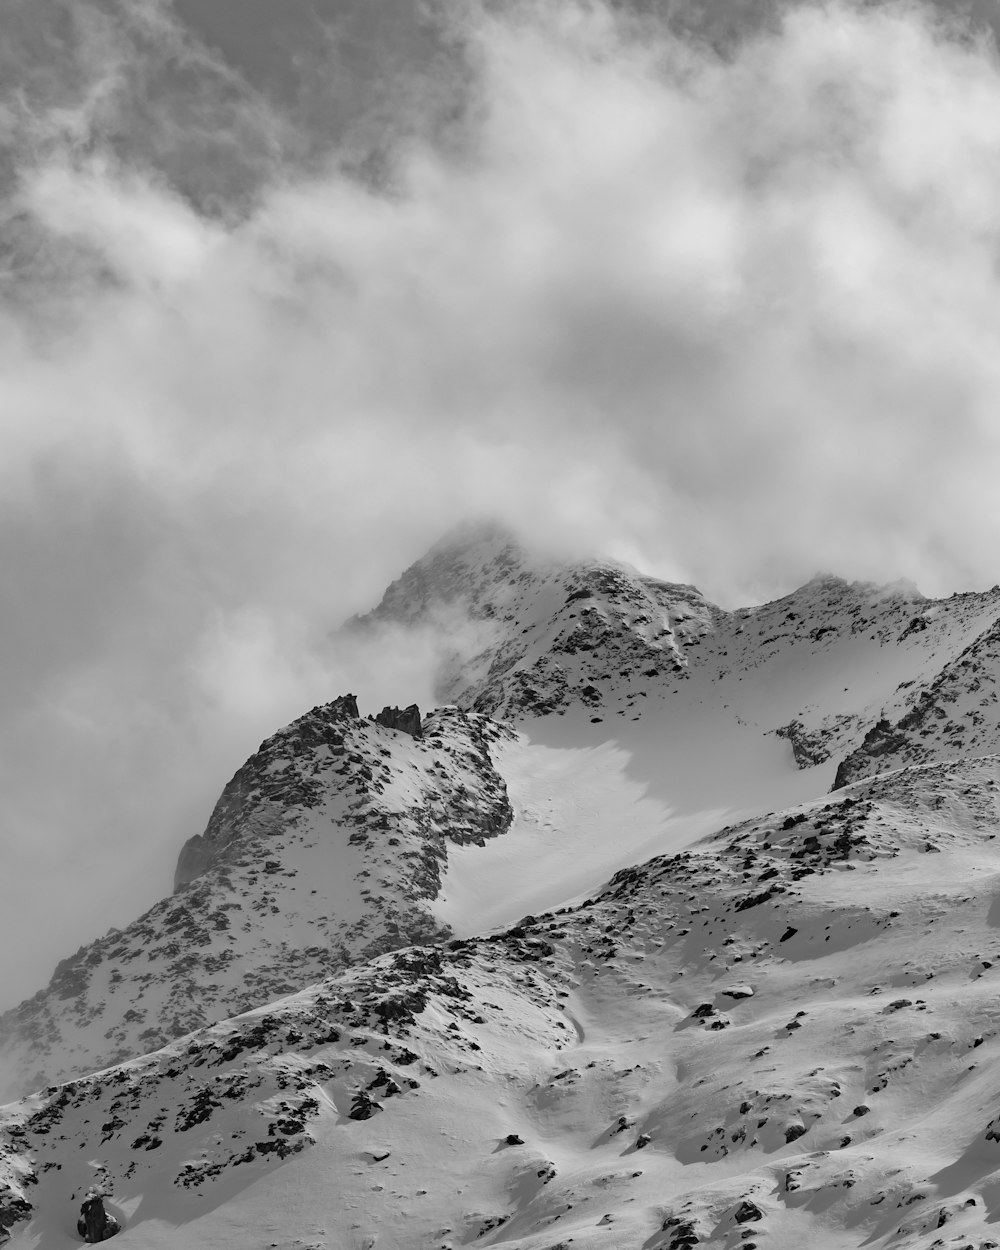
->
3;0;1000;1004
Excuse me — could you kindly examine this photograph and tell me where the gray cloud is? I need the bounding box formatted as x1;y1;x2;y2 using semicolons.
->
3;0;1000;1005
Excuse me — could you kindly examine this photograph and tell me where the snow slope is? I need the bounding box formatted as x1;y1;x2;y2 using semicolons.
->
835;610;1000;787
12;550;987;1101
7;755;1000;1249
355;530;1000;759
7;532;1000;1095
7;530;1000;1248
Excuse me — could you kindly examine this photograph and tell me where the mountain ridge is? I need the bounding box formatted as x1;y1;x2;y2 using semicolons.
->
6;752;1000;1248
0;695;514;1099
6;531;1000;1248
5;531;1000;1102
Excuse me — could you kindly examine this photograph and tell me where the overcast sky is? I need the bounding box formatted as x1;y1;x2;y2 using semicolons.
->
4;0;1000;1005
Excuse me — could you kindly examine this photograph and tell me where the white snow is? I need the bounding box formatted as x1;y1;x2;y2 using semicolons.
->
9;539;1000;1250
12;760;1000;1250
434;734;723;934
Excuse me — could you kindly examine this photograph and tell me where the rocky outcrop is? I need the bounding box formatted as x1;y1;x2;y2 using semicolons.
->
0;1188;31;1243
0;935;559;1239
351;525;723;721
832;613;1000;789
174;694;361;891
776;719;835;768
833;718;912;789
0;701;514;1098
350;526;1000;763
374;704;422;738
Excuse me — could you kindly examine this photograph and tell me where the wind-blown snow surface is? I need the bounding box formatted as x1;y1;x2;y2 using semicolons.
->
8;759;1000;1248
7;529;1000;1247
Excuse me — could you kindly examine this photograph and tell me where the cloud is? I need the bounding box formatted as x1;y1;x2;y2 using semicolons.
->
3;0;1000;1006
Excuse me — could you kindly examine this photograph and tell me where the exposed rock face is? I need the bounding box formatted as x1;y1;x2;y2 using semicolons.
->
833;718;912;789
350;524;723;721
0;1189;31;1242
80;1193;117;1242
832;614;1000;789
174;694;361;891
353;528;1000;771
348;1090;382;1120
374;704;422;738
776;719;837;768
0;700;513;1098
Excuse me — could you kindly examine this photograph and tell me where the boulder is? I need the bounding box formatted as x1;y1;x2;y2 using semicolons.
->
348;1091;382;1121
0;1193;31;1241
734;1199;763;1223
78;1193;120;1242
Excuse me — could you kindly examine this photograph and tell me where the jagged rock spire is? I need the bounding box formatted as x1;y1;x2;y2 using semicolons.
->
374;705;422;738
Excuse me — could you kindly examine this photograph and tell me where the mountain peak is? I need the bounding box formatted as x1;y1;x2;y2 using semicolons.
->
10;536;1000;1246
353;534;720;718
425;517;522;560
0;697;515;1099
173;693;363;892
794;571;924;603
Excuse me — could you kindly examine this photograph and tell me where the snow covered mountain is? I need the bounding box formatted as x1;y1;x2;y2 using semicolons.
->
834;609;1000;787
355;527;1000;752
6;754;1000;1249
6;527;1000;1249
0;696;513;1099
349;523;725;719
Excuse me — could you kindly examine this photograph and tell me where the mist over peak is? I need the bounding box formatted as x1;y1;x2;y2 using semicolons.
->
5;2;1000;1242
5;0;1000;1006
